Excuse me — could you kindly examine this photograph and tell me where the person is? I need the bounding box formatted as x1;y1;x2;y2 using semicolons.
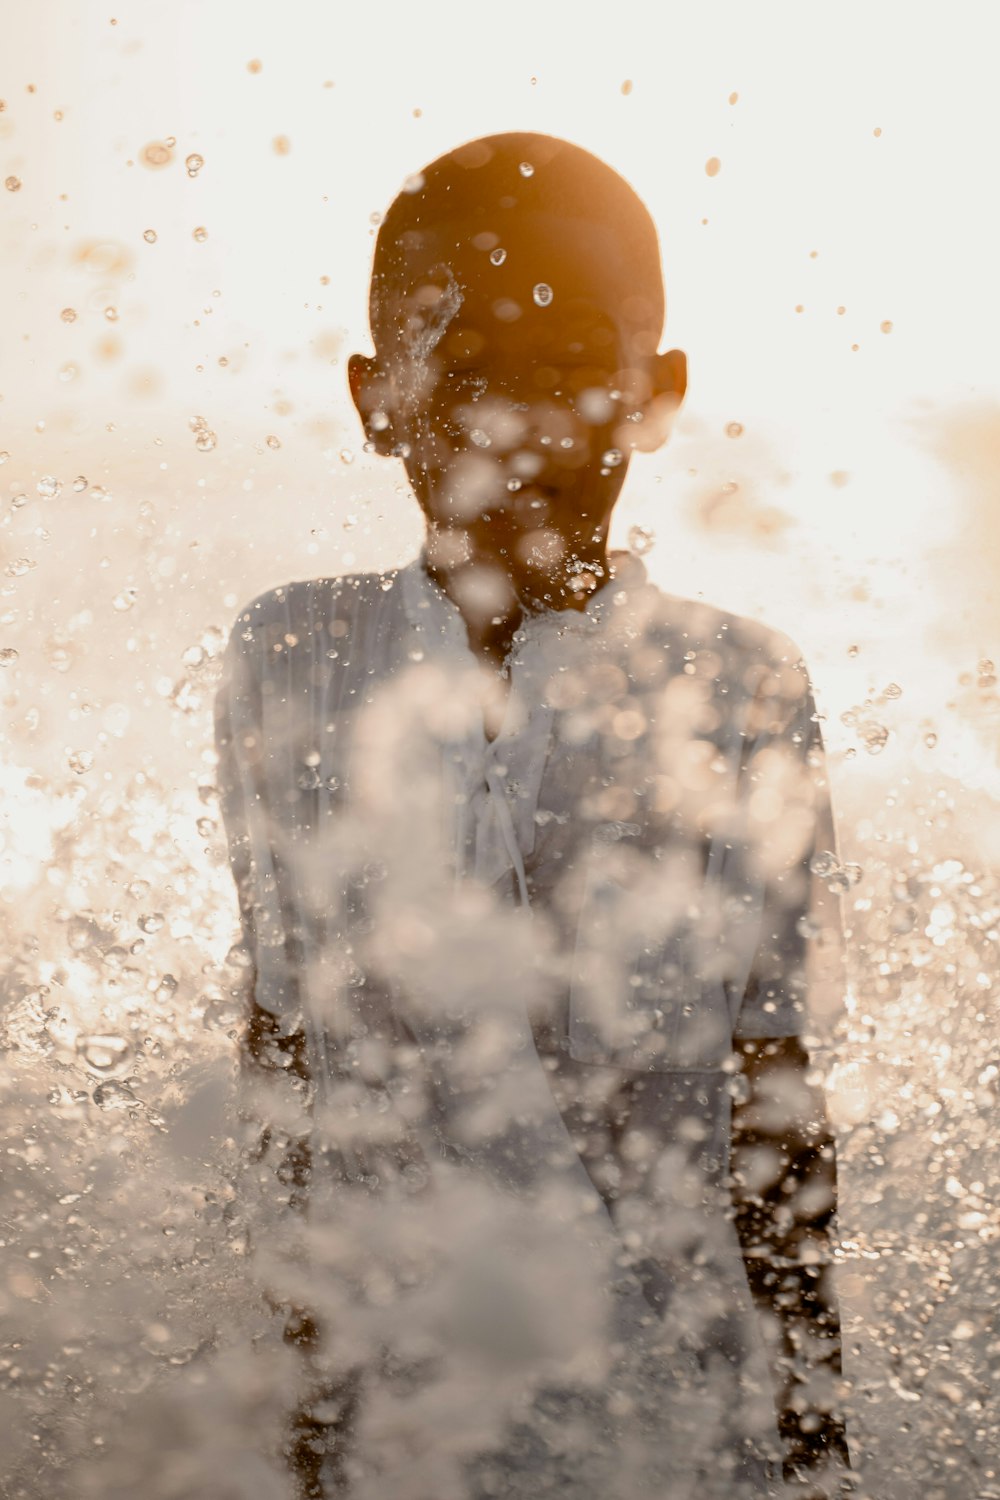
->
215;132;852;1498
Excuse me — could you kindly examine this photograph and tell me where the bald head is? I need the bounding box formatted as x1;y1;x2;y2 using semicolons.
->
349;132;686;619
370;133;665;356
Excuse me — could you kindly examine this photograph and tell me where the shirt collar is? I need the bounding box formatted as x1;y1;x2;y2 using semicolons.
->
400;546;648;642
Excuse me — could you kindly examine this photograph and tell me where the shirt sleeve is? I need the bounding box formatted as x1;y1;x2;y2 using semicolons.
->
214;605;304;1030
733;641;846;1044
215;606;317;1237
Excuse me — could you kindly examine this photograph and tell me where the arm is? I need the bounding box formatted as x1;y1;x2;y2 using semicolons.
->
731;1035;850;1482
213;611;314;1227
216;610;368;1495
730;639;851;1484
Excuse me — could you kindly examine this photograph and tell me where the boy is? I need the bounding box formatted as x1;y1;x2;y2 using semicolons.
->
216;133;851;1497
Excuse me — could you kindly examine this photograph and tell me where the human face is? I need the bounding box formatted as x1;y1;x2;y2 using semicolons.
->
351;212;685;604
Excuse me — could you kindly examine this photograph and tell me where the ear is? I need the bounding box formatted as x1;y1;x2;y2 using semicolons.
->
347;352;395;456
620;348;687;455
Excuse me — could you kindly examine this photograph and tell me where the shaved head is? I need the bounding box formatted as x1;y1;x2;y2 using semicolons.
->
370;132;665;354
349;131;686;633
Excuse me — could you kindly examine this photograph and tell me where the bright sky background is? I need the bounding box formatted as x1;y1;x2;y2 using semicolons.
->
2;0;1000;839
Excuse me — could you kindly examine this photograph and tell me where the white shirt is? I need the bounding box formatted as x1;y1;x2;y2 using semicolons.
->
214;549;845;1495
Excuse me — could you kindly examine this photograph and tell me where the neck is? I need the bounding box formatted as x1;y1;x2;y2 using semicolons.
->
423;531;612;667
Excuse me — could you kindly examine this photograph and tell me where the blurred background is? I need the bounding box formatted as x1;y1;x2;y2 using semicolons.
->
1;3;998;1496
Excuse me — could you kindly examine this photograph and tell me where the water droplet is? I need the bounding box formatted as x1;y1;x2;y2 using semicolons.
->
202;994;242;1030
104;305;118;322
489;247;507;266
195;429;217;451
568;572;599;598
846;643;859;658
192;226;208;242
370;410;389;432
518;161;534;178
266;434;281;450
469;429;491;448
181;643;206;669
342;514;357;532
67;749;94;774
0;450;7;464
77;1033;131;1073
506;478;522;492
89;484;110;502
36;475;61;498
883;682;902;699
339;447;354;464
532;282;553;308
880;320;893;334
4;557;34;577
861;722;889;754
0;647;18;666
705;157;721;177
627;524;655;556
112;587;138;611
143;228;157;244
58;362;78;382
924;730;938;748
810;850;840;878
5;175;22;192
601;448;623;467
138;912;165;934
725;421;744;438
93;1080;136;1110
60;307;77;323
141;140;173;168
185;152;204;176
226;942;253;970
126;879;150;901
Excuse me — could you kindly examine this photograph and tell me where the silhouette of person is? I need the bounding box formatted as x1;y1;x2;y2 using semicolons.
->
216;132;851;1497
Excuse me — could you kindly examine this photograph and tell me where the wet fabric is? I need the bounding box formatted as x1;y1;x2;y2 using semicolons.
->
215;550;845;1497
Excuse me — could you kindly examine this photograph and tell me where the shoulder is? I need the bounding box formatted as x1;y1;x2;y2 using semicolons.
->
226;569;403;654
643;586;809;691
229;571;388;635
219;570;403;713
651;587;802;666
